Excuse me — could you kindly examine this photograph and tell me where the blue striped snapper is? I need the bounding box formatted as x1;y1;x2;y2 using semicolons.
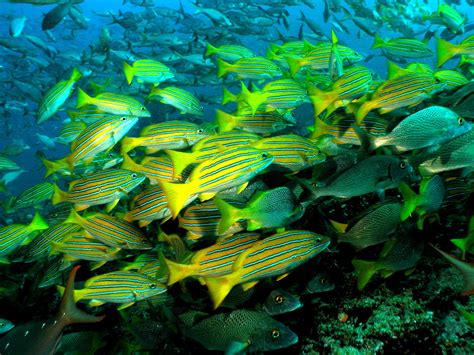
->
204;230;331;309
50;230;121;268
179;200;246;241
63;209;151;250
0;212;49;264
123;186;172;227
121;120;210;154
76;89;151;117
147;86;203;116
67;115;138;171
160;147;274;219
57;270;167;309
37;67;81;124
21;223;81;263
165;130;261;178
12;182;54;210
164;232;261;285
51;169;146;212
123;59;174;86
120;153;182;185
250;135;325;172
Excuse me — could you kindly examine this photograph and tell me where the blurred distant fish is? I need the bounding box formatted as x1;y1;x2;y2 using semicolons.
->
42;2;72;31
9;16;26;37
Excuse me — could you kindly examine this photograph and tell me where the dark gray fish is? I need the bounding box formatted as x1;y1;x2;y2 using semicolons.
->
42;2;72;31
306;155;413;199
184;310;298;353
262;289;302;315
304;272;335;294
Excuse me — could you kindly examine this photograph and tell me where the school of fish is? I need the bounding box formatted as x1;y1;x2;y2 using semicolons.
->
0;0;473;353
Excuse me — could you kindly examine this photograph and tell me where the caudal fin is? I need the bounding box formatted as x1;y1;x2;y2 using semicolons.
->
216;109;238;132
59;266;105;326
436;37;458;67
399;183;419;221
159;180;197;219
214;198;242;235
352;259;378;290
205;276;234;310
217;58;231;78
123;61;134;85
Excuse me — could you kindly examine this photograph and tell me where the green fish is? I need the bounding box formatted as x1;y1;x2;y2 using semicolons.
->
358;106;471;152
352;235;424;290
147;86;203;116
399;175;445;229
331;202;402;250
215;186;302;234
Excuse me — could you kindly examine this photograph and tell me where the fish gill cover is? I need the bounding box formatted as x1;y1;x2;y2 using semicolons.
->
0;0;473;353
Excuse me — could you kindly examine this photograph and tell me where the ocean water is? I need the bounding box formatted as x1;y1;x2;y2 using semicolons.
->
0;0;473;353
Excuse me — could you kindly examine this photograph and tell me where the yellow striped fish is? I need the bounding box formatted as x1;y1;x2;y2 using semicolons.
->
22;223;81;262
165;130;261;178
38;151;124;178
120;154;181;185
215;109;293;135
67;115;138;171
179;200;246;241
50;230;121;266
204;230;331;309
12;182;54;210
160;147;274;219
0;156;20;171
217;56;282;80
76;89;151;117
286;43;363;77
164;232;261;286
51;169;146;212
355;73;445;122
205;43;255;61
63;209;151;250
123;59;174;86
123;186;172;227
250;135;325;172
37;67;81;124
0;212;49;264
310;65;373;116
147;86;203;116
57;270;167;309
121;120;210;154
57;120;87;145
434;69;469;89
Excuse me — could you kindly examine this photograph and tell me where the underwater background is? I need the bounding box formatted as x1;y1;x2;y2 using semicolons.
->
0;0;473;353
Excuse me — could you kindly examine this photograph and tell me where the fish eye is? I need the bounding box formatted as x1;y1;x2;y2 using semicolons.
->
140;107;146;111
271;329;280;339
131;173;138;178
320;277;327;284
120;116;127;121
197;129;204;133
0;322;4;326
458;117;464;125
108;153;114;158
435;77;441;83
399;161;406;169
274;295;284;304
315;238;321;243
150;283;156;289
261;153;268;158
